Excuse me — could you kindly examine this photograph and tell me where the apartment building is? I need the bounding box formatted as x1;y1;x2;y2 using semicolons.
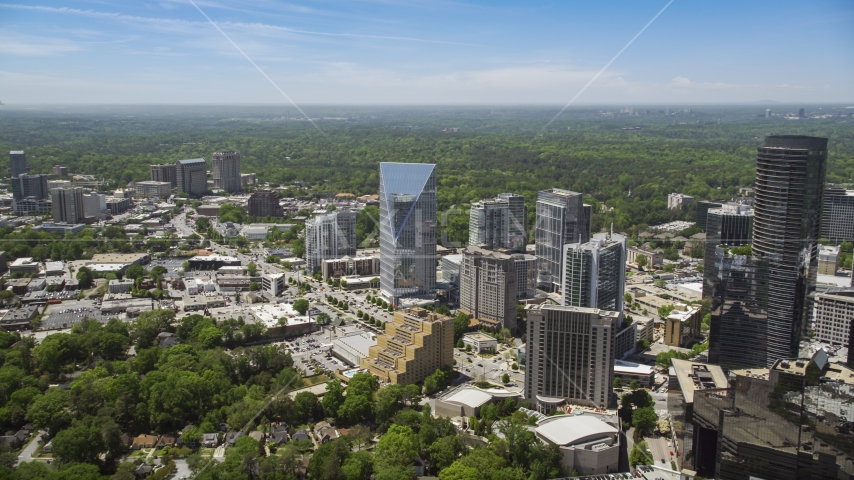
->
459;245;518;331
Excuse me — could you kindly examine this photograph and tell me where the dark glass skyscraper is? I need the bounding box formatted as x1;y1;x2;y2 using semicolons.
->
709;136;827;369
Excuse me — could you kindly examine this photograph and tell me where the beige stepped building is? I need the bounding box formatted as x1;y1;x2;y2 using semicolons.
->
360;307;454;385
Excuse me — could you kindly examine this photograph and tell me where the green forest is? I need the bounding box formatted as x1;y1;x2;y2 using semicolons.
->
2;105;852;239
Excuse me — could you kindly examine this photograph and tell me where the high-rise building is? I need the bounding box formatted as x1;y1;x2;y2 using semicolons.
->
360;307;453;385
709;136;827;369
135;181;172;198
459;245;518;332
524;305;618;410
497;193;528;251
378;162;437;304
150;164;177;187
821;186;854;245
702;203;753;295
211;150;242;193
695;200;724;231
175;158;208;196
82;192;106;220
667;193;695;210
247;190;283;218
10;174;49;200
468;199;509;250
304;210;357;274
468;193;528;252
812;287;854;346
561;232;626;312
512;253;537;299
9;151;26;178
51;187;86;224
52;165;68;176
535;189;590;291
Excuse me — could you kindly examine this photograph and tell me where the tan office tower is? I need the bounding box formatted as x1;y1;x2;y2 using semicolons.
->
459;245;518;332
360;307;454;385
525;305;618;410
212;150;242;193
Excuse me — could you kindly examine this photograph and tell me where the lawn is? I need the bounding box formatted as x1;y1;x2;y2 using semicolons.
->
303;374;329;386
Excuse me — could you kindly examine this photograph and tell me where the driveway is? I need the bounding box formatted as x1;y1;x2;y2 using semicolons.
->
174;458;192;479
16;430;44;466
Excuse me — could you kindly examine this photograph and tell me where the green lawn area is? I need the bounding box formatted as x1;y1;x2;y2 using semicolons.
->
303;374;329;386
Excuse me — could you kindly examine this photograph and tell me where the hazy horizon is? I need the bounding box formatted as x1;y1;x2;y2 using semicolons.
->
1;0;852;106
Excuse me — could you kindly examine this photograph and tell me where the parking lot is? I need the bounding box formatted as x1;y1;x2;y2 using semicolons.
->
40;306;113;330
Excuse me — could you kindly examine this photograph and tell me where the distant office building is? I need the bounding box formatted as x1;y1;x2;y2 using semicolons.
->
459;245;518;332
175;158;207;196
818;245;840;275
378;162;437;304
535;188;590;291
821;186;854;244
695;200;724;231
361;307;453;385
667;193;694;210
525;305;618;410
798;108;806;118
440;254;462;286
212;150;242;193
10;174;49;200
765;108;772;118
12;198;51;216
51;186;86;224
135;181;172;198
468;194;527;251
106;197;131;215
304;210;357;274
52;165;68;176
9;151;26;178
150;164;177;187
813;287;854;346
702;203;753;296
561;232;626;312
708;136;828;369
247;190;283;218
82;192;106;220
241;173;257;188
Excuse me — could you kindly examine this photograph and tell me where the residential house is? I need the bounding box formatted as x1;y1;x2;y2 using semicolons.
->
225;430;244;447
291;429;311;443
201;433;219;448
269;423;289;445
157;434;182;448
248;431;265;443
134;464;153;478
131;434;159;450
314;421;339;444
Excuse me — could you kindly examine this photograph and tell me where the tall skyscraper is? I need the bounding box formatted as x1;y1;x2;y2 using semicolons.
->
821;186;854;245
535;188;590;291
709;135;827;369
561;232;626;312
247;190;283;218
51;186;86;224
468;199;509;250
211;150;242;193
702;203;753;296
150;164;177;187
695;200;724;231
10;174;49;200
496;193;528;251
9;151;26;178
304;210;357;274
459;245;518;332
378;162;437;304
524;305;618;410
175;158;208;196
468;193;527;252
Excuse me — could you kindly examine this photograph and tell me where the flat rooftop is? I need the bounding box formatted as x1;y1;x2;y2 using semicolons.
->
671;358;728;404
614;359;655;376
464;332;497;343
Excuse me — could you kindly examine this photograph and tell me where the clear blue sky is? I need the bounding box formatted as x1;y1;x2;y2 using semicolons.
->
1;0;852;104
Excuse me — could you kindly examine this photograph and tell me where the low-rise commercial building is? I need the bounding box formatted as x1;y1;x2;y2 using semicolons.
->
818;244;840;275
187;254;240;270
331;332;377;366
135;181;172;198
433;386;520;418
183;294;227;312
108;279;134;293
9;257;39;275
462;332;498;353
533;413;621;476
248;303;317;336
613;360;655;388
321;256;380;280
626;247;663;268
261;273;286;296
0;305;41;331
32;223;86;235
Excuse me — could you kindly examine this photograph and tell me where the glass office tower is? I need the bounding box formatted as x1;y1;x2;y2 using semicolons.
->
378;163;437;304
